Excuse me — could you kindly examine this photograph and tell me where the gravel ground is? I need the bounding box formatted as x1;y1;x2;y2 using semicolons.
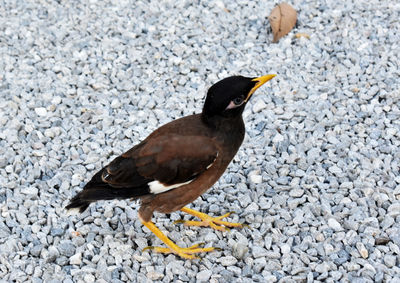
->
1;0;400;282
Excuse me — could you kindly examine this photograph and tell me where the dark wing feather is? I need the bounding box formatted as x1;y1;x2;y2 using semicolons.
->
66;134;218;212
107;134;219;187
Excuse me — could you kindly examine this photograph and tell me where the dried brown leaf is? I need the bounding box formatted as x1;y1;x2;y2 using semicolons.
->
269;3;297;43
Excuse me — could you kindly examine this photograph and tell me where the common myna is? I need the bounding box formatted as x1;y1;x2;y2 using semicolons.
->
66;74;275;259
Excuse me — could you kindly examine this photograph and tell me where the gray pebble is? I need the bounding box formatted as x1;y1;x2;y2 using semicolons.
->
30;244;43;257
50;228;64;237
388;203;400;217
218;256;238;266
58;241;76;257
196;270;212;282
46;246;59;263
328;218;343;231
252;246;268;258
166;261;185;275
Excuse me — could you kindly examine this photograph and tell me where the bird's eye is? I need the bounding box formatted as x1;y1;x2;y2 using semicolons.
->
233;97;244;105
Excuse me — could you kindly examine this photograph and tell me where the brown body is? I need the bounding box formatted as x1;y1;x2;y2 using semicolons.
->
138;114;245;221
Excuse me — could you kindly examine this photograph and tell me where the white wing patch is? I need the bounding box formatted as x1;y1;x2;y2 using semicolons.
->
148;179;193;194
149;152;219;194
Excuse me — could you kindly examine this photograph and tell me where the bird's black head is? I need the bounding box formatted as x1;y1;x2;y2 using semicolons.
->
202;75;275;122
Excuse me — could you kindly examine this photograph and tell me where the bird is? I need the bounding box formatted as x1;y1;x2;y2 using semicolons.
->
66;74;276;259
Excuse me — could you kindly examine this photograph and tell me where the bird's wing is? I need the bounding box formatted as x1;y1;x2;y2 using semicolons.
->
100;134;219;194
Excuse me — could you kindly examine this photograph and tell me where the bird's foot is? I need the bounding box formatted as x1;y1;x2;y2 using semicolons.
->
177;207;245;232
143;243;218;259
141;219;218;259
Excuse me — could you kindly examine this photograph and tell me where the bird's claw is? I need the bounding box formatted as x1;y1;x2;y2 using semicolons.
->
143;242;215;259
179;208;245;232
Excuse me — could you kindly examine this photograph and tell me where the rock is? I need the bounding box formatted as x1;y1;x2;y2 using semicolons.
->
30;244;43;257
388;203;400;216
46;246;59;263
289;188;304;198
35;107;47;116
84;274;95;283
196;270;212;282
252;100;267;113
328;218;342;231
250;174;262;184
252;246;268;258
273;133;284;143
280;244;291;254
356;242;368;259
21;187;38;195
245;203;259;213
383;254;396;267
233;243;248;259
50;228;64;237
218;256;238;266
375;236;390;245
70;253;82;265
111;98;121;108
58;241;76;257
329;165;342;175
147;271;164;280
166;261;185;275
315;262;331;273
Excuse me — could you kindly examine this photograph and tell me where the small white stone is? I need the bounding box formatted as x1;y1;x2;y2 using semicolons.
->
340;182;353;190
218;256;238;266
5;165;13;173
388;203;400;216
44;129;55;138
356;242;368;259
324;243;335;255
245;203;259;213
215;0;226;9
328;218;342;231
280;243;291;254
315;262;330;273
233;243;248;259
104;206;113;218
85;154;99;164
315;232;325;242
196;270;212;282
70;253;82;265
147;271;164;280
384;255;396;267
252;100;267;113
329;165;342;175
252;246;267;258
31;223;41;234
51;96;62;105
250;174;262;184
272;133;284;143
84;274;95;283
71;174;83;186
33;150;46;157
289;188;304;197
111;98;121;108
66;207;80;216
21;187;38;195
293;213;304;225
35;107;47;116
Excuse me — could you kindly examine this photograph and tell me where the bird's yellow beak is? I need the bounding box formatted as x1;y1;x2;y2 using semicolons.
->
245;74;276;102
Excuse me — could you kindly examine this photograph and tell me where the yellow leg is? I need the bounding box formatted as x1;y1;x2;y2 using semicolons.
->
141;220;216;259
177;207;244;232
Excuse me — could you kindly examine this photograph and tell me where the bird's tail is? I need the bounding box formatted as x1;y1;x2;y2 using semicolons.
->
65;170;149;214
